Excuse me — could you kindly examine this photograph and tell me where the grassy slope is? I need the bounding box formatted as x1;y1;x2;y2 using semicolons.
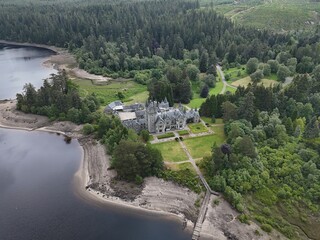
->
188;81;224;109
210;0;320;32
72;78;147;105
232;76;278;87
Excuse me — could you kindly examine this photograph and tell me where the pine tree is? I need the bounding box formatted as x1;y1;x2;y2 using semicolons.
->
303;117;320;139
199;50;209;73
238;92;255;122
200;84;209;98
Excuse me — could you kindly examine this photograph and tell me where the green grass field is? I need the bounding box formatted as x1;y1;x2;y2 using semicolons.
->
202;117;224;125
165;162;197;173
211;125;226;139
188;122;208;134
125;91;149;104
211;0;320;32
153;141;188;162
224;65;248;82
73;78;147;105
225;85;237;94
232;76;279;88
184;132;226;158
188;81;225;109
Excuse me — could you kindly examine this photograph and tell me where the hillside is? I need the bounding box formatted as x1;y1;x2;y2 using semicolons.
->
207;0;320;32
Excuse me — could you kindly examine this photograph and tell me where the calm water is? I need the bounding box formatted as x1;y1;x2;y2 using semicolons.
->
0;46;191;240
0;44;57;100
0;129;190;240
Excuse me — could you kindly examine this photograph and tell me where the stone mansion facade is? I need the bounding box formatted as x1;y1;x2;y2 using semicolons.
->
105;99;200;134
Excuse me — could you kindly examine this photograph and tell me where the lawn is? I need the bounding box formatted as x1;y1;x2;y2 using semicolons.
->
232;77;278;88
184;134;225;158
201;117;224;125
223;65;248;82
187;81;224;109
225;85;236;94
153;141;188;162
124;91;149;104
72;78;147;105
165;162;196;174
188;122;208;134
187;98;206;109
211;125;226;139
209;81;224;95
184;126;226;159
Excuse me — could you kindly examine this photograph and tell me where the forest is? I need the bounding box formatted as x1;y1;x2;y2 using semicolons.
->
199;74;320;238
0;0;291;104
5;0;320;238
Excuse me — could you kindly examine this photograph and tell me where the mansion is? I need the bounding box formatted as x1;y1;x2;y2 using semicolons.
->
105;99;200;134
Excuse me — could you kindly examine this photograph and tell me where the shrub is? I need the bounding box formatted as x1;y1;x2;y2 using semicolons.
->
178;130;189;136
140;129;150;142
194;197;201;208
213;199;220;206
83;123;95;135
160;169;202;193
254;230;261;236
135;175;144;185
157;132;175;139
261;224;272;233
238;214;250;224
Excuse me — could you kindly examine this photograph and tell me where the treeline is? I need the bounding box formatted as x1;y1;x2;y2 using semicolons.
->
16;70;100;123
0;0;289;74
0;0;293;105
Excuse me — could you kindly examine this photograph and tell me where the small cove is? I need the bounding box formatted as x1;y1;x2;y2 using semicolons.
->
0;43;57;100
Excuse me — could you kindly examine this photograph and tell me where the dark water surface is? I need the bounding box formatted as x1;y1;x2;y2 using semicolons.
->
0;129;190;240
0;44;57;100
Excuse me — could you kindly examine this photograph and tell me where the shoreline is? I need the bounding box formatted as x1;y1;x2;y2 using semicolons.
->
73;146;193;230
0;121;194;234
0;39;112;82
0;40;60;53
0;101;195;234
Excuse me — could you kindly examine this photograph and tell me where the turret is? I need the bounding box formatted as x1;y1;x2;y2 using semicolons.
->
146;101;158;133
